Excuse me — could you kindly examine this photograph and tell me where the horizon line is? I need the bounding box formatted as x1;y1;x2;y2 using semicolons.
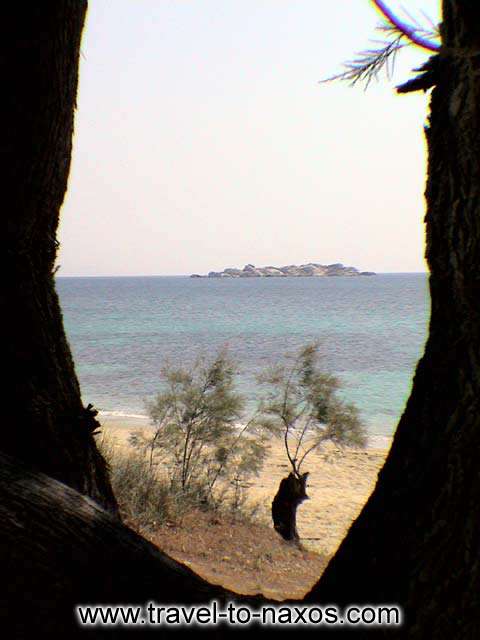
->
56;270;429;278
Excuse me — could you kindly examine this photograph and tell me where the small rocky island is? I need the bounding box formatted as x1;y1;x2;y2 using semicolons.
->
191;263;376;278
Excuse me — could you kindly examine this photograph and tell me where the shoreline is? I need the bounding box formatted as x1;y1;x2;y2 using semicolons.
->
98;412;393;451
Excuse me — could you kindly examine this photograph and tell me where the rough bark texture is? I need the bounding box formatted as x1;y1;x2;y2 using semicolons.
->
0;451;261;637
4;1;480;637
306;2;480;638
271;472;309;542
1;3;118;513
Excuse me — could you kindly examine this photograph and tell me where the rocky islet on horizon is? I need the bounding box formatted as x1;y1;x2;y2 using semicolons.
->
191;263;376;278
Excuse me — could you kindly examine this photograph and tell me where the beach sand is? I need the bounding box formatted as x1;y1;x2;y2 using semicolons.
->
99;414;389;556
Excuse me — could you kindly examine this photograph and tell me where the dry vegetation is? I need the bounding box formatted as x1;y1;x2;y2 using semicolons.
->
98;420;387;600
99;432;330;600
136;510;329;600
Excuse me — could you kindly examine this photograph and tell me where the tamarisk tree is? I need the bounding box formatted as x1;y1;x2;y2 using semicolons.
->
133;351;268;511
259;343;366;543
4;3;480;638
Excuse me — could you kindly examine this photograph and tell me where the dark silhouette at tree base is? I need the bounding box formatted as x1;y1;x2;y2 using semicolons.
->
305;4;480;638
271;472;309;543
4;2;480;638
259;343;365;544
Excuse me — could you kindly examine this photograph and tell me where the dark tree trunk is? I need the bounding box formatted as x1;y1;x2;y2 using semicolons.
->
271;472;309;543
306;2;480;637
4;1;480;636
0;451;253;637
1;3;118;514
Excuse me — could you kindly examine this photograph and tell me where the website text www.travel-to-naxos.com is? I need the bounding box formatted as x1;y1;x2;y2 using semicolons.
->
76;600;403;628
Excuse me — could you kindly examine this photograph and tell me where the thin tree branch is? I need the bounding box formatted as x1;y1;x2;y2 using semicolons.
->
206;415;257;495
282;415;297;475
297;438;326;474
292;412;312;466
372;0;439;52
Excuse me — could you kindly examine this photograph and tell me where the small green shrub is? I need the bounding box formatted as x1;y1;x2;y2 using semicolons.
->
132;350;270;513
97;427;264;527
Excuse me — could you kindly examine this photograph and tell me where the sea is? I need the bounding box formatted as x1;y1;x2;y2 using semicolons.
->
56;274;429;445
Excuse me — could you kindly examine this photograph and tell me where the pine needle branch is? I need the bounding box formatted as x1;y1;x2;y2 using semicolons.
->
323;3;440;90
323;33;405;88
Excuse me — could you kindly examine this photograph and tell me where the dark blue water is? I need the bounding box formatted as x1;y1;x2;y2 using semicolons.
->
56;274;429;439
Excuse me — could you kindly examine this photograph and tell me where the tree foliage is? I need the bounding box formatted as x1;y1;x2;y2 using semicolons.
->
259;343;367;478
130;350;268;509
325;1;440;89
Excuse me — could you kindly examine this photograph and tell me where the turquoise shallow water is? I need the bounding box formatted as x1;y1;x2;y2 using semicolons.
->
56;273;429;439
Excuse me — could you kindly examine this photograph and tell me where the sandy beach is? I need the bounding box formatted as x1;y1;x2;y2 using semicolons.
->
99;414;389;557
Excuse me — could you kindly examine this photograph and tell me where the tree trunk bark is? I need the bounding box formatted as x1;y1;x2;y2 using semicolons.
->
306;2;480;637
0;451;243;638
5;2;480;635
271;472;309;543
1;3;118;514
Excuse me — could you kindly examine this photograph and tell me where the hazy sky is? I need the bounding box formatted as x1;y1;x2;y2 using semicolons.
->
58;0;441;276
